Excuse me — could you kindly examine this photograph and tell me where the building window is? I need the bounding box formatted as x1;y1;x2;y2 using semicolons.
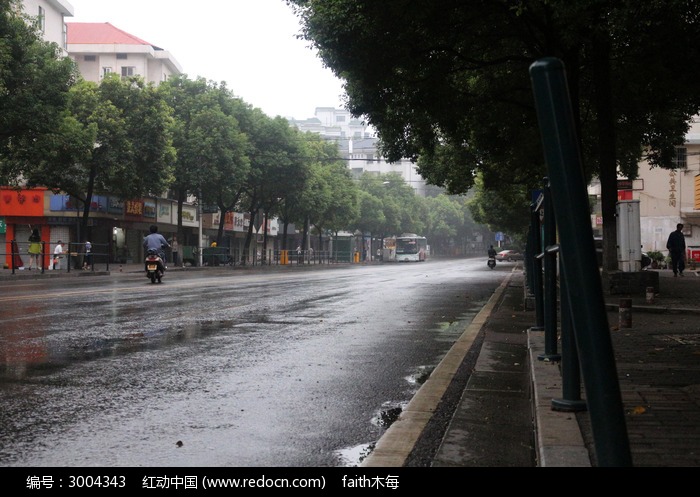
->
63;23;67;49
336;115;346;123
37;6;45;33
121;66;136;77
102;67;113;78
674;147;687;169
116;53;128;60
366;154;374;164
84;55;97;62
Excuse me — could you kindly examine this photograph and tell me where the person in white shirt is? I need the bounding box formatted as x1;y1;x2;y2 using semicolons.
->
82;241;92;270
53;240;64;270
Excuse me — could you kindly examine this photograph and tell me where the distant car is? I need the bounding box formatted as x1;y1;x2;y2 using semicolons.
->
495;249;523;262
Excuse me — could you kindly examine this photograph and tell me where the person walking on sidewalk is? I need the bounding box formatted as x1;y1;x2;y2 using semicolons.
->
666;223;686;277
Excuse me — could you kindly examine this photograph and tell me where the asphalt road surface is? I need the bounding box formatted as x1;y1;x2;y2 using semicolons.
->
0;257;506;467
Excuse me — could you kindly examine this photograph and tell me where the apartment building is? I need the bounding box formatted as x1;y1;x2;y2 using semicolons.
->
67;22;182;84
20;0;73;53
290;107;428;195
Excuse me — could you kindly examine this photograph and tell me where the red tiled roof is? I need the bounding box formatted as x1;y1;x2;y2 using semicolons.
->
66;22;161;49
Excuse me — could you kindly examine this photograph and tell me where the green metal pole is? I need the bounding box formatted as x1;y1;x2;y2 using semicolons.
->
539;181;560;361
529;57;632;466
552;266;587;412
530;198;544;331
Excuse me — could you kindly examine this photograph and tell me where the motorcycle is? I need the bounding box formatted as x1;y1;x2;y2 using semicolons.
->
145;248;165;284
487;256;496;269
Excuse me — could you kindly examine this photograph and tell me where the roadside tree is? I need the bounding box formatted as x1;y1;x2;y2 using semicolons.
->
24;75;175;242
240;111;305;264
287;0;700;272
0;0;78;185
160;76;251;252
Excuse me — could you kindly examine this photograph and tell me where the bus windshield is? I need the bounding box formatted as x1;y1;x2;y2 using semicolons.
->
396;239;419;254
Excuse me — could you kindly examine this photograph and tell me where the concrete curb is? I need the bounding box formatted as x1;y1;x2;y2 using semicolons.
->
527;331;591;467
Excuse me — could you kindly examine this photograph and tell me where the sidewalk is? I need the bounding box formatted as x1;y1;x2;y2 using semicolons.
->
363;265;700;467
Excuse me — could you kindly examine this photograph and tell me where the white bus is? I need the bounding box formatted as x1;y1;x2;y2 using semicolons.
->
388;234;428;262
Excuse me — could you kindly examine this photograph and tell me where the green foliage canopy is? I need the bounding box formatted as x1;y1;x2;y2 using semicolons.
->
287;0;700;267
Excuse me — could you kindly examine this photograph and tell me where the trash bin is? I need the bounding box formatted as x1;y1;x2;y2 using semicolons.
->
688;247;700;269
203;247;228;266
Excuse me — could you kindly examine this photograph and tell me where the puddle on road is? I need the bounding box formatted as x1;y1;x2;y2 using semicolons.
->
336;399;410;466
335;442;375;467
335;360;439;466
0;319;243;380
406;365;433;386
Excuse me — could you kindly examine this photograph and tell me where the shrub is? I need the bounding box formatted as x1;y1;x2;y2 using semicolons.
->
646;250;664;262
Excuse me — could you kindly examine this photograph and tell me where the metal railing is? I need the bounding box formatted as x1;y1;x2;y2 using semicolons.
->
3;241;111;274
65;242;110;273
190;248;359;268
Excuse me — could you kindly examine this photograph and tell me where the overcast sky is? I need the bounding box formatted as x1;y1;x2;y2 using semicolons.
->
67;0;347;120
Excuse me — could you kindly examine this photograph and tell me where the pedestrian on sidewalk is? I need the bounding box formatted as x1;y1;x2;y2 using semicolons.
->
53;240;64;270
83;241;92;270
170;235;179;267
666;223;686;277
27;228;42;270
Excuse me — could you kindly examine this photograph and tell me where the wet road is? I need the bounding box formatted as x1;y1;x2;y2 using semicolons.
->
0;257;506;467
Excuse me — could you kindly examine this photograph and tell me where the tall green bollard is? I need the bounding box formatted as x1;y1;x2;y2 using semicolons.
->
529;57;632;466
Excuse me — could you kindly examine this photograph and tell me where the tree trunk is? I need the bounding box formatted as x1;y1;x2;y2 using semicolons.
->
591;35;618;275
302;217;310;252
242;208;257;266
282;220;290;250
262;209;270;264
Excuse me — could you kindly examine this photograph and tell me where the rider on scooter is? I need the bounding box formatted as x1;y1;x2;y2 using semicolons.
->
143;225;170;269
488;245;497;258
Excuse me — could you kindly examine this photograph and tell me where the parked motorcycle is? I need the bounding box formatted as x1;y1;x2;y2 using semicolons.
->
145;248;165;284
487;256;496;269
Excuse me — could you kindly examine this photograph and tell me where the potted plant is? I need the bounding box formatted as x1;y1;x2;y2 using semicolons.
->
646;250;665;269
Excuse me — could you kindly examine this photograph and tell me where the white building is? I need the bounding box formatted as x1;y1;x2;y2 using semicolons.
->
66;22;182;84
20;0;74;54
290;107;428;195
636;117;700;257
590;117;700;262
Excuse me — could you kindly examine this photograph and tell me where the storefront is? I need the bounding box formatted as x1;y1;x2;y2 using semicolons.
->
1;188;277;269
